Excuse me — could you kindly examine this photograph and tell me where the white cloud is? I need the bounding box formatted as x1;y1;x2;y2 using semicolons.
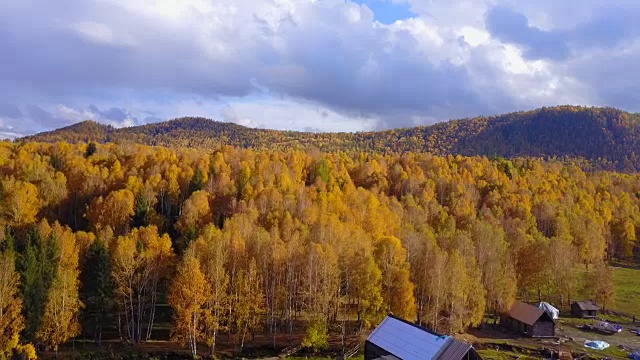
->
1;0;639;136
220;105;257;128
221;98;379;132
0;117;27;139
69;21;137;47
70;21;115;45
457;26;490;47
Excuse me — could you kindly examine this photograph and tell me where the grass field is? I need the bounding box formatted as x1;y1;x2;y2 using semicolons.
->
612;266;640;316
476;349;540;360
573;265;640;317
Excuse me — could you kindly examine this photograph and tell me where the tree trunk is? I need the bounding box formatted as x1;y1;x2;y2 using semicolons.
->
240;323;248;353
146;284;158;341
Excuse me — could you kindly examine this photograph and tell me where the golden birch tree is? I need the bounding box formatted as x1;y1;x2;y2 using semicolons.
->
0;250;24;357
168;249;207;356
36;223;83;351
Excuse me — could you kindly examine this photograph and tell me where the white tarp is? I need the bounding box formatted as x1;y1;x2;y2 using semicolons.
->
584;340;610;350
535;302;559;320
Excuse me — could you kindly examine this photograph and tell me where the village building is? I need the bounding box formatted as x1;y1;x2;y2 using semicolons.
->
571;301;599;318
365;315;482;360
501;300;556;337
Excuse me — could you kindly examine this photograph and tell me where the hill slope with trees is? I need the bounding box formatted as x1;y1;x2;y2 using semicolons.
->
21;106;640;171
0;140;638;356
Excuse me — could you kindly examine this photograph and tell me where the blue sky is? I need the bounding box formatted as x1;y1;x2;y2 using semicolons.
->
352;0;415;24
1;0;640;138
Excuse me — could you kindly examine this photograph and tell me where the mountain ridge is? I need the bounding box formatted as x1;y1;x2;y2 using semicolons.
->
20;105;640;171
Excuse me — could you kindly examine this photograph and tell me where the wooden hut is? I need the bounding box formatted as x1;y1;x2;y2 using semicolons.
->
571;301;599;318
501;300;556;337
365;315;482;360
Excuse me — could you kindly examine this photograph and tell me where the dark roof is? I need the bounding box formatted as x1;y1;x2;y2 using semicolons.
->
367;315;476;360
436;338;473;359
506;300;549;326
573;301;599;311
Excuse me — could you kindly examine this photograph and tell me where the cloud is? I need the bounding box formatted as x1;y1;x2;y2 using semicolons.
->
0;118;21;140
485;3;640;60
485;6;570;60
217;98;379;132
0;103;22;119
26;105;73;129
2;103;142;137
1;0;640;136
220;105;257;128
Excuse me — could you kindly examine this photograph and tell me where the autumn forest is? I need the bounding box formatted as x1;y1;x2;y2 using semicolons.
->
2;109;640;358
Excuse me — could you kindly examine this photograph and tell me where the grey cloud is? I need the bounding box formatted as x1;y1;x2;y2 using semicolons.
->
88;105;134;123
569;47;640;110
26;105;73;128
0;1;258;99
0;103;22;119
486;4;640;61
0;129;22;140
485;6;570;60
573;5;640;49
479;1;640;114
0;116;22;139
3;102;148;136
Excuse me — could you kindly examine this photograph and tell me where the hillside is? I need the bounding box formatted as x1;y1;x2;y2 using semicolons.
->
21;106;640;170
1;136;640;358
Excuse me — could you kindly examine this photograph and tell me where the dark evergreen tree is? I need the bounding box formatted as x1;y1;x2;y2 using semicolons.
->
84;142;97;158
79;239;113;346
0;227;14;254
188;168;205;194
18;228;58;342
132;193;149;228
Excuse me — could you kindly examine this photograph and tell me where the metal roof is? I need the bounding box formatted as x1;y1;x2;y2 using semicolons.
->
366;316;474;360
506;300;548;326
574;301;599;311
435;338;472;359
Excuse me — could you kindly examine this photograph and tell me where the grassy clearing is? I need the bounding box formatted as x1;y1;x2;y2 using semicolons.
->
574;265;640;317
477;349;538;360
564;340;629;359
612;267;640;316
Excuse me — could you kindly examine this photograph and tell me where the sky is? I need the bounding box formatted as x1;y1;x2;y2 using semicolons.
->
1;0;640;138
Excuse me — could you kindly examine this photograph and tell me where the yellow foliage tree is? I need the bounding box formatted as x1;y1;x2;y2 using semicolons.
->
36;223;83;351
111;225;174;343
168;249;207;356
1;179;40;227
191;226;229;354
85;189;135;235
374;236;416;320
0;251;25;357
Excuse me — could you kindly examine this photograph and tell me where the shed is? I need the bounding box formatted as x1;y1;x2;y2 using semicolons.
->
501;300;555;337
365;315;482;360
571;301;599;318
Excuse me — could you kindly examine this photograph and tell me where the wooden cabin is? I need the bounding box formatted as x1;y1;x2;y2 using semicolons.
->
571;301;599;318
365;315;482;360
501;300;556;337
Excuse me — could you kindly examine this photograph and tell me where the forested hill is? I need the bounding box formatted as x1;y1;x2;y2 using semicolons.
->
21;106;640;171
